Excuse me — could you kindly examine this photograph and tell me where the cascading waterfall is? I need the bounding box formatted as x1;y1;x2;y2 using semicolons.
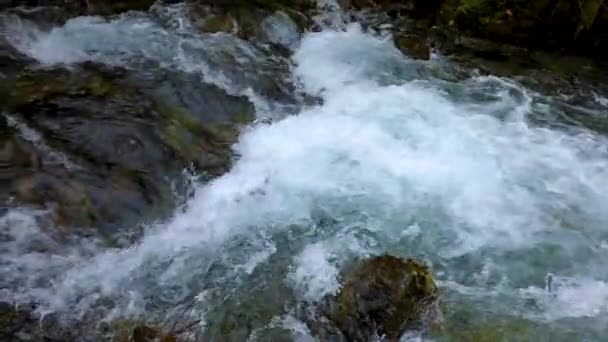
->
2;1;608;340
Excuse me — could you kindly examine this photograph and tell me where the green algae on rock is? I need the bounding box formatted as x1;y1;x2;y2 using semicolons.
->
308;255;438;341
111;320;184;342
394;33;431;60
197;13;237;33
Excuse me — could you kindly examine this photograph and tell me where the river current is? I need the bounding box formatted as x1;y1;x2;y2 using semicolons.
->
2;2;608;340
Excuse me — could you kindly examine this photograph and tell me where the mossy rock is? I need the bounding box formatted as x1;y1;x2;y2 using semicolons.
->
197;14;237;33
209;0;316;12
394;33;431;60
310;255;438;341
3;62;244;177
111;320;180;342
1;63;248;231
0;121;40;180
0;37;35;80
156;104;239;176
436;0;608;56
4;62;123;110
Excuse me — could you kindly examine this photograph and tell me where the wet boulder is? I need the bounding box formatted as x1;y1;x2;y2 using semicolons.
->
0;35;35;80
394;33;430;60
4;63;246;177
196;13;237;33
0;118;39;182
257;10;301;52
189;0;315;41
307;255;439;341
1;62;252;231
137;67;255;128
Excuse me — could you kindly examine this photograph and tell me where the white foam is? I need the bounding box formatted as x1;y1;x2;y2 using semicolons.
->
521;276;608;320
288;242;340;301
5;11;295;116
593;91;608;107
401;223;422;238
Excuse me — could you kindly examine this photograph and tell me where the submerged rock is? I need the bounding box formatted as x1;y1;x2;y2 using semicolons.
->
307;255;438;341
189;0;314;42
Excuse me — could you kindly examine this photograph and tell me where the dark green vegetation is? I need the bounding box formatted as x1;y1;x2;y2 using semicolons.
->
349;0;608;58
3;1;605;57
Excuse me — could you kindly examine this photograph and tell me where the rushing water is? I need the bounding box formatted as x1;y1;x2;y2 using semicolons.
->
2;2;608;340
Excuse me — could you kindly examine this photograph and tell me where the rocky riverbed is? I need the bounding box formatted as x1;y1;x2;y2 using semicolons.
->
2;1;608;341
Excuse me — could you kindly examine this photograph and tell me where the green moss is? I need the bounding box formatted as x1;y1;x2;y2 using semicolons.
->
232;111;256;124
155;105;239;175
215;0;316;35
111;320;178;342
328;255;438;339
199;15;236;34
85;75;115;97
434;319;533;342
157;105;203;136
6;69;119;112
156;106;201;161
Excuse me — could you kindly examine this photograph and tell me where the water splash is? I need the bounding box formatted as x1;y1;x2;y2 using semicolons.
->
4;8;299;116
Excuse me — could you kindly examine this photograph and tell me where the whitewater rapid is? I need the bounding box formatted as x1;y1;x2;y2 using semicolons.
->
2;5;608;339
